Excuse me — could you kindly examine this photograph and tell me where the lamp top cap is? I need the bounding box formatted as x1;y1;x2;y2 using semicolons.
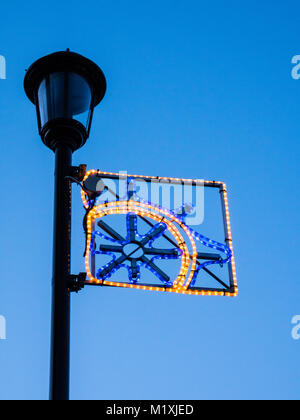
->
24;50;107;106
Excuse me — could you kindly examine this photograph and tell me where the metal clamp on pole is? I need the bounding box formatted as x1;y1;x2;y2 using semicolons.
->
70;164;87;183
68;273;86;293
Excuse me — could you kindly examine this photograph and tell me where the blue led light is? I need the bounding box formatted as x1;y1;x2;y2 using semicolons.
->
92;230;126;245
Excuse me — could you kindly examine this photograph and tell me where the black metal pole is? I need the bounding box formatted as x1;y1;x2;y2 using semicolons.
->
50;143;72;401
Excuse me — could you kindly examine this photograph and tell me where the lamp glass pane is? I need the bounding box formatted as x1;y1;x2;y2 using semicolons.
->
38;72;92;129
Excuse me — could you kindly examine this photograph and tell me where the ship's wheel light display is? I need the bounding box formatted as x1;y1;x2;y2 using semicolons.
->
81;170;238;297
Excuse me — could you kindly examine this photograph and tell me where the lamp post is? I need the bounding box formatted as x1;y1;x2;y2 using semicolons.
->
24;50;106;400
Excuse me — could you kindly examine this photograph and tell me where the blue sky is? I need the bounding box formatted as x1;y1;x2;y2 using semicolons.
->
0;0;300;400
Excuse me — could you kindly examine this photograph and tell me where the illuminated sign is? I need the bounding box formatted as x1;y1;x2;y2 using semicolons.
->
81;170;238;297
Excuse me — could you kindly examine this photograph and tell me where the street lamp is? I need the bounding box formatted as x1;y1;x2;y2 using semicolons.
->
24;50;106;400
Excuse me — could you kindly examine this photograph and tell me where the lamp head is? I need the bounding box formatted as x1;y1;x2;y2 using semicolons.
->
24;50;107;151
